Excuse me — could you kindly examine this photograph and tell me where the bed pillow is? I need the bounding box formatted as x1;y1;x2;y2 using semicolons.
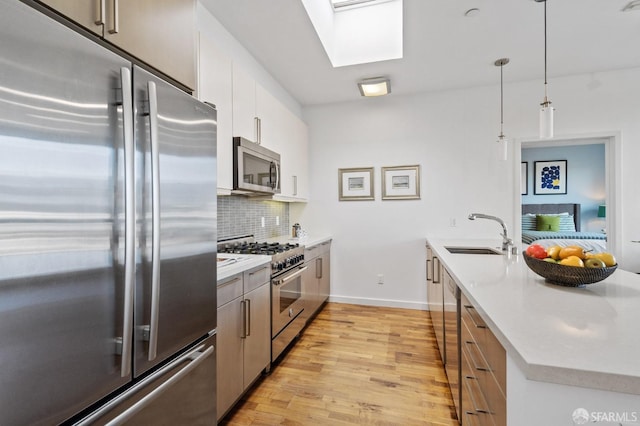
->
558;215;577;232
521;214;537;231
536;215;560;232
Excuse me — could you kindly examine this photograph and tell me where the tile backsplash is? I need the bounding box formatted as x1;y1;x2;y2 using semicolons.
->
218;195;290;241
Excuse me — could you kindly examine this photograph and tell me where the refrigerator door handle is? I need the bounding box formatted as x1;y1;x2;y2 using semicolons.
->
147;80;161;361
120;66;135;377
75;344;214;426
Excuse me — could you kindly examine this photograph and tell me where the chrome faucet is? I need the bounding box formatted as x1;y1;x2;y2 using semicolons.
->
468;213;513;252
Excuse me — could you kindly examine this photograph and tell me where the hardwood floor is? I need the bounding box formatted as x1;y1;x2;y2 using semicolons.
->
220;303;458;425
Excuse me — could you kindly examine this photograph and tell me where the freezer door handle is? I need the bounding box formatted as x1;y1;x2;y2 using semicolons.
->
147;80;161;361
120;66;135;377
75;344;214;426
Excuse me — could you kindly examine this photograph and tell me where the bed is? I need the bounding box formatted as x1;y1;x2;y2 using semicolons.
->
521;203;607;252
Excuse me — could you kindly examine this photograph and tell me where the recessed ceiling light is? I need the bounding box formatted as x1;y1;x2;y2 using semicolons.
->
622;0;640;11
357;78;391;97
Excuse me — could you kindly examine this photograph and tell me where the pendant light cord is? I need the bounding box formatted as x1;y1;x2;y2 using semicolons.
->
500;63;504;135
543;0;549;103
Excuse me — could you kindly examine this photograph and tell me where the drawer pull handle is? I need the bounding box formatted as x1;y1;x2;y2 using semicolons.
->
465;340;490;372
464;304;486;329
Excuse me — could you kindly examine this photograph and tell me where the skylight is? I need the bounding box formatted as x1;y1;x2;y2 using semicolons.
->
302;0;403;67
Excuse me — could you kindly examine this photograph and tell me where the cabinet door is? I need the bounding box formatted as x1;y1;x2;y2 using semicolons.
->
430;257;445;363
232;65;257;141
242;282;271;389
104;0;196;90
255;83;285;151
216;298;243;421
198;32;233;192
276;107;308;200
318;243;331;304
38;0;104;36
301;260;320;322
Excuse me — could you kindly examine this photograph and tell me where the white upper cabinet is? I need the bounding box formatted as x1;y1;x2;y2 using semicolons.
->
232;65;258;143
197;32;233;194
39;0;196;90
274;109;308;201
201;39;308;201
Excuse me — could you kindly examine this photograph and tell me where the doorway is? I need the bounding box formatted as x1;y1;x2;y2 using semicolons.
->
514;132;621;257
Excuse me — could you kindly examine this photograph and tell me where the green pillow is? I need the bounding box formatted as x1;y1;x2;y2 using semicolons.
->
536;215;560;231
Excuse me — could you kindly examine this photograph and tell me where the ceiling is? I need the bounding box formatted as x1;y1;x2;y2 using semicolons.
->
200;0;640;106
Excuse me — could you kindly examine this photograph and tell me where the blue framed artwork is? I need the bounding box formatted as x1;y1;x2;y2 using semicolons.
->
534;160;567;195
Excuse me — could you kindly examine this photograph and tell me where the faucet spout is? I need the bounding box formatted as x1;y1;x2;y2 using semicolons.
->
468;213;513;252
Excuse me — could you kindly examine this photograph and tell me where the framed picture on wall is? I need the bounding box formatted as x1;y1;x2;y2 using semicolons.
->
338;167;374;201
521;162;528;195
381;165;420;200
534;160;567;195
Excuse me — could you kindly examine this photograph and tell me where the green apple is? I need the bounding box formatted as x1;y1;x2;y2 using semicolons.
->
584;258;606;269
543;258;557;263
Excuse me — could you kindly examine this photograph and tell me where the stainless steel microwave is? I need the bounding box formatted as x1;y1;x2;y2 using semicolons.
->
233;137;281;194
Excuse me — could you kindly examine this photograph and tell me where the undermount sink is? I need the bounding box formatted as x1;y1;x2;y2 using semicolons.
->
445;246;503;255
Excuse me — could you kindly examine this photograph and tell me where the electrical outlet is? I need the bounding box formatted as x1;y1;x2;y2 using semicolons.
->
377;274;384;285
276;216;280;226
261;217;265;228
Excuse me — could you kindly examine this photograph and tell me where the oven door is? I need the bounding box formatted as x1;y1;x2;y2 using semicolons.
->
271;265;307;336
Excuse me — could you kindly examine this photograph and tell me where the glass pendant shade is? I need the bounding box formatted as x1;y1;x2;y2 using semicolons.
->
498;135;508;161
539;103;554;139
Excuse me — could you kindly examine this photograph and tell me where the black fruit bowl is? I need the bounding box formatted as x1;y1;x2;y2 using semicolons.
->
524;254;617;287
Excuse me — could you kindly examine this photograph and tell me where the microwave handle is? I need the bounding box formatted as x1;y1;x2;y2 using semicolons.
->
274;161;280;191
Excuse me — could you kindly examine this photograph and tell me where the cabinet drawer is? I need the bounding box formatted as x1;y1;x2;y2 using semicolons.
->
304;244;321;260
461;345;493;425
244;264;270;293
461;294;506;393
217;274;243;307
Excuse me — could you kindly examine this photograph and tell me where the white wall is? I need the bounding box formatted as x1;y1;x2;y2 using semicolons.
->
293;67;640;308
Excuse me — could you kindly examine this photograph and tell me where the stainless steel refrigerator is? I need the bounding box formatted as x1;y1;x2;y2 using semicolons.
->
0;1;217;424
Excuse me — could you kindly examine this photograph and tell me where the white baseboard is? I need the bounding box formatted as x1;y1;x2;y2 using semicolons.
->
327;295;428;311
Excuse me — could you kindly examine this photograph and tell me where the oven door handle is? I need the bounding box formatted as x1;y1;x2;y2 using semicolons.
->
273;266;308;286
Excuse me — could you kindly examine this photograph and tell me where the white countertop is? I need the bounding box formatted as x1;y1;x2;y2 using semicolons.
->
427;237;640;395
216;253;271;282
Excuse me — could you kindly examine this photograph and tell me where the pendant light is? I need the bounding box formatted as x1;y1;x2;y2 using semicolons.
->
536;0;554;139
495;58;509;161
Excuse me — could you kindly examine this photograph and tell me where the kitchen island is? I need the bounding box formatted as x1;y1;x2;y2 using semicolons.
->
427;238;640;425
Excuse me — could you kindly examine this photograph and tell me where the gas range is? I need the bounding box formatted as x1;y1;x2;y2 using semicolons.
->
217;235;304;277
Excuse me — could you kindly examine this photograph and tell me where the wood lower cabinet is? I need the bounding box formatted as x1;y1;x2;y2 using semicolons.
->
460;291;506;426
216;264;271;422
